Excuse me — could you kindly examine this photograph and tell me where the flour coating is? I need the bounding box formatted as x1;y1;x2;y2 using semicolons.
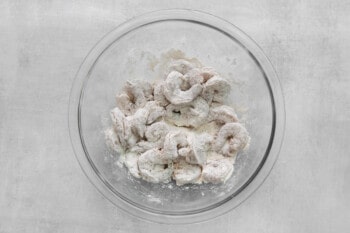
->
105;54;250;185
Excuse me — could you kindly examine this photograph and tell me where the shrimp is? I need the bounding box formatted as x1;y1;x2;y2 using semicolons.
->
124;152;141;178
137;149;173;183
167;59;196;75
184;67;218;85
104;127;123;153
145;122;170;143
173;159;201;186
183;69;204;87
199;67;218;82
127;108;148;138
110;107;138;149
202;154;234;184
124;80;153;103
115;93;134;116
116;80;153;115
213;123;250;157
178;147;192;157
153;82;170;107
165;97;209;128
209;105;238;124
132;121;170;153
144;101;165;124
129;142;153;154
202;76;231;104
163;71;203;105
185;133;213;165
163;131;188;160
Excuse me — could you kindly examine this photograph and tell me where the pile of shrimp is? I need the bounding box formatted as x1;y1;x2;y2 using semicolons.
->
105;59;250;185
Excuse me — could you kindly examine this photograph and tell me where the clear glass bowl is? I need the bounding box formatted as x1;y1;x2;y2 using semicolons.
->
69;9;285;224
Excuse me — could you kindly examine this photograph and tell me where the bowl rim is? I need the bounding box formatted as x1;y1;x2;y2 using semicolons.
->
68;9;285;224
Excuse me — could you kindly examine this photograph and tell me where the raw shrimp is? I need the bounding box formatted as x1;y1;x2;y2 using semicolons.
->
198;67;218;82
129;120;170;153
178;147;192;157
110;107;138;148
186;133;213;165
104;127;123;153
213;123;250;157
202;76;231;104
202;155;234;184
209;105;238;124
165;97;209;128
107;54;250;185
153;82;170;107
127;108;148;138
145;122;170;143
167;59;196;75
173;159;201;186
116;80;153;115
137;149;173;183
163;71;203;105
115;93;134;116
144;101;165;124
163;131;188;159
124;152;141;178
184;67;218;85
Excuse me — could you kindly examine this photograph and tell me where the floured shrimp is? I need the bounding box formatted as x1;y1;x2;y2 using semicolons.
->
124;152;141;178
185;133;213;165
104;127;123;153
183;70;204;86
163;71;203;105
127;108;148;138
213;122;250;157
199;67;218;82
129;122;169;153
167;59;197;75
165;97;209;128
145;122;169;143
144;101;165;124
202;76;231;104
153;82;169;107
184;67;218;85
138;149;173;183
106;52;250;185
202;154;234;184
173;159;201;186
110;107;138;148
124;80;153;102
163;131;188;159
209;105;238;124
115;93;134;116
116;80;153;115
178;147;192;157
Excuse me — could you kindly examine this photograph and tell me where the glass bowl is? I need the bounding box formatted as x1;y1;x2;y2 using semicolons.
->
69;9;285;224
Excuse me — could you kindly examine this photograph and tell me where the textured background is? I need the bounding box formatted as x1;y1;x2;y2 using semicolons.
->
0;0;349;232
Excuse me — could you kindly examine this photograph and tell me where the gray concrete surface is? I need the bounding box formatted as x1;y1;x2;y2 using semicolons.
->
0;0;349;232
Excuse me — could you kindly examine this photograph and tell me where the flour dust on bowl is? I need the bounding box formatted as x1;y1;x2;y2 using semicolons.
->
69;9;285;224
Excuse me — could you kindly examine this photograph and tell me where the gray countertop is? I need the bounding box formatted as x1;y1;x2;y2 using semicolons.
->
1;0;349;232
